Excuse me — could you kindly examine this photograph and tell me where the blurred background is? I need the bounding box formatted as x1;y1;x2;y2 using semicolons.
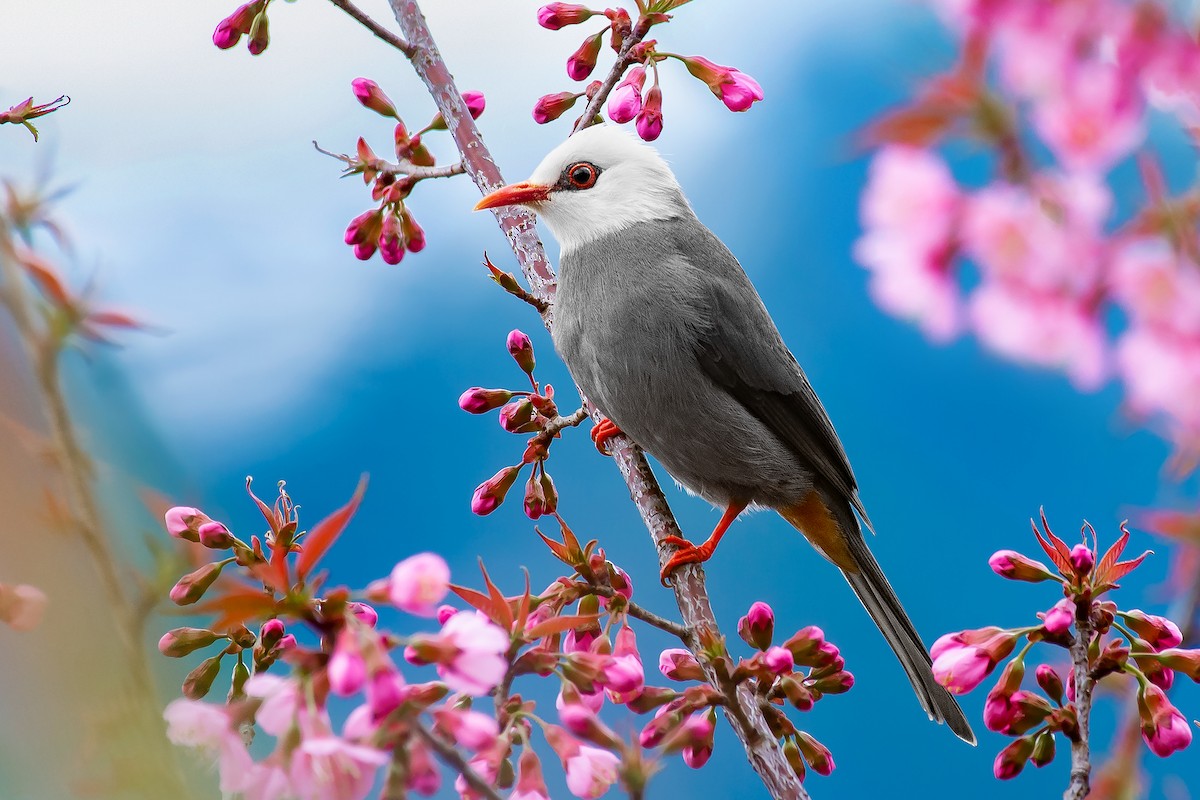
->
1;0;1197;797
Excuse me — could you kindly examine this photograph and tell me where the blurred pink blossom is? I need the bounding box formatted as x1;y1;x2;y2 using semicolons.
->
389;552;451;617
565;746;620;799
288;736;389;800
436;610;509;695
1032;63;1144;174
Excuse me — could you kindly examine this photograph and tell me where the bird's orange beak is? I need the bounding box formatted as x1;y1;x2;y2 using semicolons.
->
474;181;553;211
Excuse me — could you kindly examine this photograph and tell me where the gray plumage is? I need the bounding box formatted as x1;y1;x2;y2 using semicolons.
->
554;214;975;745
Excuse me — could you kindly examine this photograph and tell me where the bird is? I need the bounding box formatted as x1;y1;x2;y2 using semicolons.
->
474;123;975;744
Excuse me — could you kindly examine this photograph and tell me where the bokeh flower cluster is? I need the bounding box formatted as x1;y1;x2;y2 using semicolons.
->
932;513;1196;781
531;2;762;139
856;0;1200;457
158;481;848;798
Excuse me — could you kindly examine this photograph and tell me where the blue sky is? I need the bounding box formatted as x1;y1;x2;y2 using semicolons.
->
3;0;1198;797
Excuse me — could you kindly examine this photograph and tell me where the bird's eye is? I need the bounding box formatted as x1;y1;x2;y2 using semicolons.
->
565;162;599;189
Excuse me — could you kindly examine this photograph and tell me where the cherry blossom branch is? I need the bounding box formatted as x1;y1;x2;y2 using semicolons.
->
384;3;809;797
326;0;415;57
570;16;654;134
312;141;466;180
413;722;504;800
1065;609;1094;800
579;582;690;639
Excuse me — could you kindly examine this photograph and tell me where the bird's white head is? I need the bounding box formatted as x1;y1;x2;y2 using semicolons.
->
475;125;690;254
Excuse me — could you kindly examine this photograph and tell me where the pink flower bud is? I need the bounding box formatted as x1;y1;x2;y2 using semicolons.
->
352;78;397;118
353;242;377;261
247;9;269;55
260;619;285;647
1153;647;1200;681
378;211;406;266
401;210;426;253
434;707;500;750
389;552;450;617
366;667;406;720
640;706;684;748
170;560;227;606
763;646;794;675
347;602;378;628
1042;598;1075;635
463;91;486;119
514;748;551;800
537;3;596;29
1027;666;1060;707
213;2;257;49
809;669;854;694
1121;610;1184;650
328;629;367;696
1030;730;1056;768
680;55;763;112
344;208;383;246
507;329;536;373
988;550;1058;582
607;66;645;123
566;31;605;81
213;18;242;49
737;600;775;650
182;654;223;700
471;465;521;515
158;627;222;658
1068;543;1095;575
499;398;539;433
533;91;582;124
1138;683;1193;757
930;628;1017;694
782;625;829;666
197;521;234;549
635;84;663;141
796;731;835;776
658;648;703;681
277;633;297;651
676;714;716;769
993;735;1036;779
164;506;205;542
524;470;548;519
458;387;514;414
436;604;457;625
559;703;620;749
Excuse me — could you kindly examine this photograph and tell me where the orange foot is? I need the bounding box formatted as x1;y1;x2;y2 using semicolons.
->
659;500;749;587
590;417;623;455
659;536;718;586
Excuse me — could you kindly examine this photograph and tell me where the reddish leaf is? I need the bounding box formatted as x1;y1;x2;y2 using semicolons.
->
478;560;515;632
1106;551;1153;585
86;309;142;329
514;569;533;632
863;106;955;148
296;475;368;580
1032;518;1071;574
1040;509;1073;561
17;251;73;308
450;584;512;627
1096;526;1130;580
527;613;602;640
193;587;279;631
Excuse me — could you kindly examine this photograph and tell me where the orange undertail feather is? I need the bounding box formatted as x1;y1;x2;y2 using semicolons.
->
778;490;859;573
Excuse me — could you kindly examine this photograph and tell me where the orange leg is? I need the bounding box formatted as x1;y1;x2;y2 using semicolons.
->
660;500;749;586
590;417;624;455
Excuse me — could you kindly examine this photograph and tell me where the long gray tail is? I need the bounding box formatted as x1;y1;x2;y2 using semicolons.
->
841;531;976;744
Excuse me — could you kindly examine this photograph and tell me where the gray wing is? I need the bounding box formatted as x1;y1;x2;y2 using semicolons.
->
679;223;875;531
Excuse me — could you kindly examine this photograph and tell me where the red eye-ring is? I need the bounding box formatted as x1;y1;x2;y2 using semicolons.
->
566;162;599;189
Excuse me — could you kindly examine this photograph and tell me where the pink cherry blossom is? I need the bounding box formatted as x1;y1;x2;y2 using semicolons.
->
289;736;389;800
564;746;620;799
1042;599;1075;635
328;629;367;696
389;552;450;616
437;610;510;695
1032;62;1144;173
433;707;500;750
1109;238;1200;336
244;673;306;737
1139;683;1193;757
163;698;234;750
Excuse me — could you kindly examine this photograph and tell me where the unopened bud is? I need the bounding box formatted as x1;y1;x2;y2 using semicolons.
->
471;465;521;515
993;735;1036;780
524;470;548;520
1030;729;1056;767
459;387;513;414
1035;665;1063;703
737;601;774;650
158;627;223;658
182;654;224;700
1121;610;1184;650
500;399;539;433
247;9;269;55
260;619;285;648
809;669;854;695
778;676;814;711
988;550;1058;583
537;3;597;29
566;30;604;81
351;78;398;118
539;469;559;515
1068;544;1094;576
506;330;536;374
796;731;835;776
659;648;704;681
783;739;806;781
198;521;235;549
533;91;582;124
164;506;206;542
170;560;228;606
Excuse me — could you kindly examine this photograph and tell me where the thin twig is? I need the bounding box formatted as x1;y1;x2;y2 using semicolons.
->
571;16;654;135
414;722;504;800
388;4;808;797
327;0;415;57
1064;603;1094;800
312;141;466;181
581;582;690;640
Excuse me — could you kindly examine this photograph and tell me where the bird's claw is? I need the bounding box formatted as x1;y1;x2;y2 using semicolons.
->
590;417;623;455
659;537;709;586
